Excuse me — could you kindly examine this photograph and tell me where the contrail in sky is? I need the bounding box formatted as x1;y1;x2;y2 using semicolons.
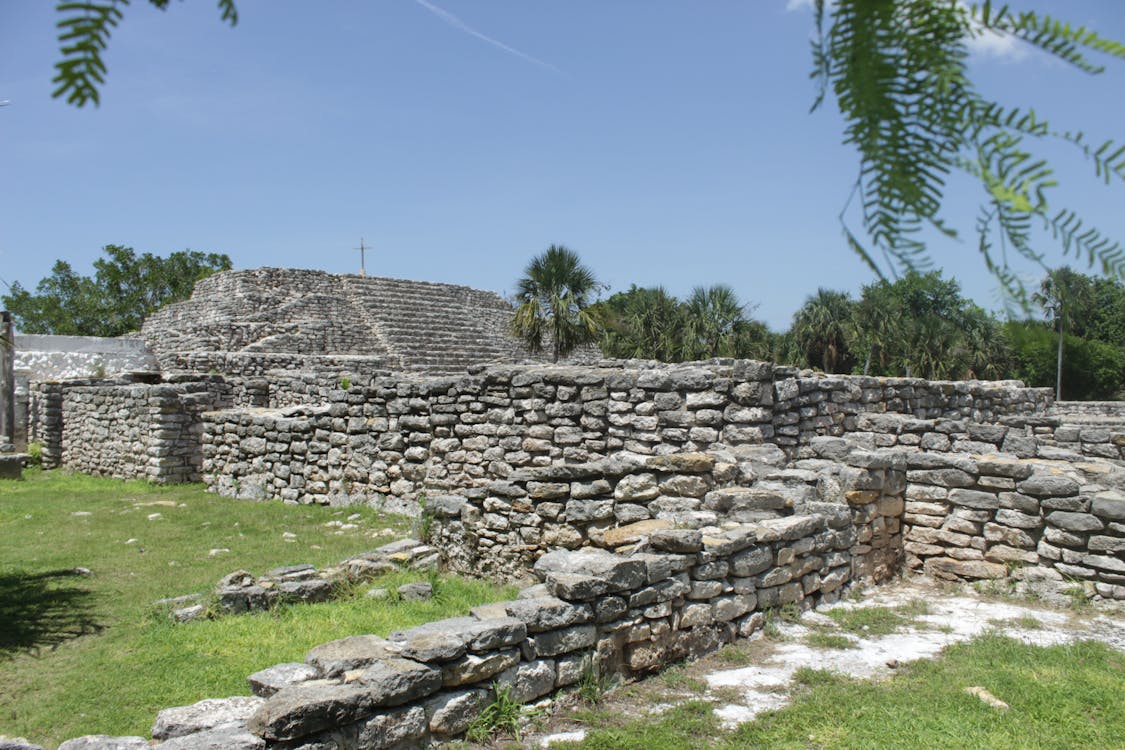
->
411;0;563;75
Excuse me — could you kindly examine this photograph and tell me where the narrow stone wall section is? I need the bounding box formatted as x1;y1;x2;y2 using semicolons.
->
46;376;232;483
900;453;1125;599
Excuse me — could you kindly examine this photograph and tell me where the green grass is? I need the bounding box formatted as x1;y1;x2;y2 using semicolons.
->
0;471;516;747
561;635;1125;750
803;632;858;650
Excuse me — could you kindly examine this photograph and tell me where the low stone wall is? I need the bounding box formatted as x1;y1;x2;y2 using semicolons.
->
429;446;905;584
773;370;1050;451
201;361;1051;508
838;412;1125;464
901;452;1125;599
105;484;902;750
1048;423;1125;462
36;375;232;482
1053;401;1125;419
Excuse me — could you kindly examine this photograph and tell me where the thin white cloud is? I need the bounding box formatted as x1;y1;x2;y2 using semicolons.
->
965;27;1030;62
785;0;816;12
411;0;563;75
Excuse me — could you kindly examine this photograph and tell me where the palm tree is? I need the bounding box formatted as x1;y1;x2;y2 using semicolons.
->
1033;267;1094;400
681;285;751;360
790;289;855;373
511;245;603;363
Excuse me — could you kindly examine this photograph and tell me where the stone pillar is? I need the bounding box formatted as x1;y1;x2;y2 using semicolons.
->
0;311;14;448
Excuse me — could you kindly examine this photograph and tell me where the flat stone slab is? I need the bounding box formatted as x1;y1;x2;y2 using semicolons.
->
248;662;319;697
247;681;379;741
307;635;396;677
152;725;265;750
152;696;264;740
58;737;150;750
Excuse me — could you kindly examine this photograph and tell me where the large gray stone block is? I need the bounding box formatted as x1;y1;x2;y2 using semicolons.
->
152;696;264;740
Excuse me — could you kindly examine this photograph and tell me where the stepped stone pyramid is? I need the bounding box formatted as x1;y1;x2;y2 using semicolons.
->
141;268;530;373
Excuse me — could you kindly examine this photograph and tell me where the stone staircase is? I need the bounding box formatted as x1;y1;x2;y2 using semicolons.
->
142;268;529;375
341;275;523;373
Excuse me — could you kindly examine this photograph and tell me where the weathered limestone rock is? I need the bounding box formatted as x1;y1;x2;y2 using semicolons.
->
152;696;264;740
153;725;265;750
924;557;1007;580
534;549;647;593
439;649;519;688
1019;474;1080;498
306;635;396;677
353;658;443;705
472;597;592;633
249;663;319;698
57;738;149;750
248;682;380;741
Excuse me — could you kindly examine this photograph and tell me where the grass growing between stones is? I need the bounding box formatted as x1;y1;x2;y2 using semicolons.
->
0;470;516;747
561;635;1125;750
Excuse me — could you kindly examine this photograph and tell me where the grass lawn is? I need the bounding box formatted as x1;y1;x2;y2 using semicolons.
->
565;634;1125;750
0;470;517;747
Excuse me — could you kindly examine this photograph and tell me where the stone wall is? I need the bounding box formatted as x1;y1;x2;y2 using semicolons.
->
901;451;1125;600
201;361;1052;509
429;445;905;585
1053;401;1125;419
35;375;232;482
119;473;903;749
774;370;1050;452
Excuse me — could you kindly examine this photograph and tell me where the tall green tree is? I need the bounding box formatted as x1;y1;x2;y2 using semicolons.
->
1032;267;1096;400
680;285;760;361
790;288;856;374
511;245;603;363
2;245;232;336
600;284;770;362
600;285;685;362
851;271;1003;380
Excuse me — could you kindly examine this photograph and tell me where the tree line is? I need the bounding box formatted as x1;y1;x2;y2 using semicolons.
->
511;246;1125;402
3;243;1121;400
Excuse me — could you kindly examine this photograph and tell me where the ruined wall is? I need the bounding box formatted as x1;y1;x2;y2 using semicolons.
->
135;473;903;750
1053;401;1125;419
900;452;1125;600
201;361;1051;508
35;375;232;482
429;445;905;584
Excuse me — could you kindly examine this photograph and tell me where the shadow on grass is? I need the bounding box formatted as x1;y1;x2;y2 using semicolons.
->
0;569;103;657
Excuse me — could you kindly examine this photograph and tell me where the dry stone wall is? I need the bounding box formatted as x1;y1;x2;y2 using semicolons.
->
201;361;1052;510
35;375;232;482
429;444;905;585
901;451;1125;599
70;473;902;750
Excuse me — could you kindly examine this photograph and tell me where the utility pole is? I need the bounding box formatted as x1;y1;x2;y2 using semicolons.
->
355;238;370;276
0;311;13;446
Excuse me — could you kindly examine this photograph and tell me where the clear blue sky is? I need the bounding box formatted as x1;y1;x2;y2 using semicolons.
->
2;1;1124;330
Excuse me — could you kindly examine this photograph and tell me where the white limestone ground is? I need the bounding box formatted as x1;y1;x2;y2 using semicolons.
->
708;580;1125;727
537;579;1125;747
